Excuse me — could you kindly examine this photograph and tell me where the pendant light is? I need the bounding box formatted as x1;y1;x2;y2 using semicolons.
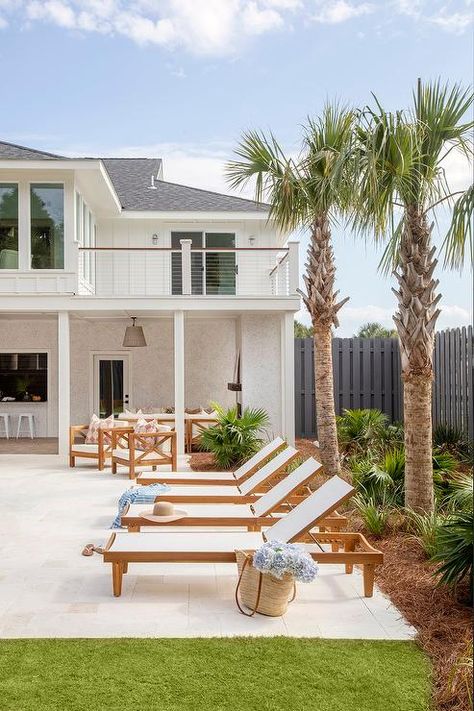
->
123;317;147;347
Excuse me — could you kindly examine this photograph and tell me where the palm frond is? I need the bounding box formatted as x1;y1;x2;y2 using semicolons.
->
440;184;474;270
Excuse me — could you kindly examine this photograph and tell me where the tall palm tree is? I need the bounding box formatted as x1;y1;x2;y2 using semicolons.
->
226;105;353;477
352;79;473;512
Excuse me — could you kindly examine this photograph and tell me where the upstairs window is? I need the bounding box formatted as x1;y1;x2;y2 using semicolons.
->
0;183;19;269
31;183;64;269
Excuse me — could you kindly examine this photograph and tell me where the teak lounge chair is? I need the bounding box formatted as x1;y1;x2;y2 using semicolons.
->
111;427;178;479
103;475;383;598
137;436;286;486
139;446;301;503
121;456;345;532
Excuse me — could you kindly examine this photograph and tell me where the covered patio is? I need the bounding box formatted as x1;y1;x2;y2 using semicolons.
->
0;308;296;457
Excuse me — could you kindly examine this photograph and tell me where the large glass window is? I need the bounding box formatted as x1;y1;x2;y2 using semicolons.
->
0;184;19;269
30;183;64;269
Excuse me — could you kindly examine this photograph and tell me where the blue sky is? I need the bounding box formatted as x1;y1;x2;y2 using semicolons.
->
0;0;472;334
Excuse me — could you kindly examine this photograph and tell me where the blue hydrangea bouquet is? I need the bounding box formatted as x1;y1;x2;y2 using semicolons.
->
253;540;319;583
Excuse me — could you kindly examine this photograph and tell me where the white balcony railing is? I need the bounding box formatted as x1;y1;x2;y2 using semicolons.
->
77;242;299;297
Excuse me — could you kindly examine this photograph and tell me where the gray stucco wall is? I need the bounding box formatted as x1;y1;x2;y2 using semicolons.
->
240;314;282;437
0;317;58;436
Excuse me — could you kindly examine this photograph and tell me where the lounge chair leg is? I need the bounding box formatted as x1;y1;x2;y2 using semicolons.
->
363;564;375;597
129;462;135;480
69;456;75;468
112;461;117;474
112;562;123;597
344;538;355;573
123;563;128;574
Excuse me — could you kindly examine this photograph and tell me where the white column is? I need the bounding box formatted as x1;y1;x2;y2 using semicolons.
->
281;312;295;445
174;310;185;455
288;240;300;295
57;312;70;458
180;239;192;295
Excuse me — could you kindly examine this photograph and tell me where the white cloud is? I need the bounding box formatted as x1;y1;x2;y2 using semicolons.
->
430;10;473;33
312;0;374;24
27;0;76;28
0;15;7;27
441;147;473;193
242;1;283;34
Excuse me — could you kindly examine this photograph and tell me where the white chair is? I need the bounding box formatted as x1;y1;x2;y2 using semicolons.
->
0;413;11;439
16;413;35;439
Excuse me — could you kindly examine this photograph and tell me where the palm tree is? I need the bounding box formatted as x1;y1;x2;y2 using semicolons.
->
356;322;397;338
226;105;353;477
351;79;473;512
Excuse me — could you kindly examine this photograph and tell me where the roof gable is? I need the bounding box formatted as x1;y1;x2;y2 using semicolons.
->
0;140;269;213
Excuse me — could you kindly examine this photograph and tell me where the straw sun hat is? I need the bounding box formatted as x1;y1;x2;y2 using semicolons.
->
139;501;188;523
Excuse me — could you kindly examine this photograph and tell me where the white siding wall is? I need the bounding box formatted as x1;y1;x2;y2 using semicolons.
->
93;219;283;296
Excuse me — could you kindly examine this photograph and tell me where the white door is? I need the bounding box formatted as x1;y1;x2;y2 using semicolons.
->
93;354;131;418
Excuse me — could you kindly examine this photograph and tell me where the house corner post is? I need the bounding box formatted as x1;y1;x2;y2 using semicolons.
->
58;312;71;458
288;240;299;294
281;312;295;445
174;310;185;455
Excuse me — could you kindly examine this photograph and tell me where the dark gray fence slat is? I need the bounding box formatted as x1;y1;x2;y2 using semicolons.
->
294;327;472;438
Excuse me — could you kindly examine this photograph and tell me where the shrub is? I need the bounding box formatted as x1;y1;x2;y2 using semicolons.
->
199;404;269;469
354;495;391;536
350;446;405;507
432;511;473;602
406;510;444;559
337;408;389;455
433;423;472;461
442;473;474;513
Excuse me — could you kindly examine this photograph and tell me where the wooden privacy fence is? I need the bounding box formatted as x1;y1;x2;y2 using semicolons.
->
295;326;473;440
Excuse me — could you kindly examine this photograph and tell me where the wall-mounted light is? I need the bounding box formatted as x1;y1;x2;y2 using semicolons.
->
248;235;255;246
152;234;159;245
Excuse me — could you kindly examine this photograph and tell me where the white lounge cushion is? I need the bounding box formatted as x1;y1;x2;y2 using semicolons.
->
147;471;236;482
157;484;241;497
125;503;254;518
109;530;264;553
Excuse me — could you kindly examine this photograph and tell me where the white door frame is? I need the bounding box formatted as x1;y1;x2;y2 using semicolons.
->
89;351;131;417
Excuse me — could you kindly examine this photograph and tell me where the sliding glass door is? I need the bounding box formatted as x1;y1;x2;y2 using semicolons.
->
171;232;236;295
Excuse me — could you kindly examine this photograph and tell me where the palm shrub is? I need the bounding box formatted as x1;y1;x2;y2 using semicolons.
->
432;511;473;603
433;423;472;462
337;408;389;456
353;495;391;536
406;510;444;558
442;473;474;513
198;404;269;469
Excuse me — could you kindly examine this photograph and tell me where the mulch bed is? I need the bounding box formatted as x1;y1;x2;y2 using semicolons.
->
367;533;472;711
190;438;472;711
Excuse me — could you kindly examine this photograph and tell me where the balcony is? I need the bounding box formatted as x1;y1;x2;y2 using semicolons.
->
78;241;299;298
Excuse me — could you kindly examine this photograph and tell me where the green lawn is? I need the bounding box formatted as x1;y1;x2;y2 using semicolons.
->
0;638;430;711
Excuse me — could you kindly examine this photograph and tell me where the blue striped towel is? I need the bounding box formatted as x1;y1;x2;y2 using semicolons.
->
111;483;171;528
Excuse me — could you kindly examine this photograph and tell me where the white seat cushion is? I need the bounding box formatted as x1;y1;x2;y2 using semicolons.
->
113;448;161;461
71;443;100;454
152;471;235;481
109;530;264;553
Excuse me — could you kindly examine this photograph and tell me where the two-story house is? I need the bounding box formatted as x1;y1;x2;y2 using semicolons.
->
0;140;300;457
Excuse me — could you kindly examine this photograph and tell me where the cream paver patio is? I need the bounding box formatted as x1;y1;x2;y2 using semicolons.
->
0;454;416;640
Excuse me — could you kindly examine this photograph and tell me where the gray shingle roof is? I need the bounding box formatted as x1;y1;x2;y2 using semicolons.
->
0;140;269;213
0;141;67;160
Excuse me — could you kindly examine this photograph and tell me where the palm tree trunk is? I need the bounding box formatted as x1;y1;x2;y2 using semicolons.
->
393;206;441;513
299;214;348;477
314;324;341;476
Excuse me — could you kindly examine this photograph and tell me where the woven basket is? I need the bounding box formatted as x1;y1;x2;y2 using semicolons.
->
235;550;296;617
